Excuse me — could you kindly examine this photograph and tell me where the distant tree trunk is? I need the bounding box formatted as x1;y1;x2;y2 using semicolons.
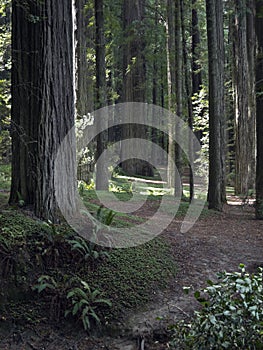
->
174;0;183;197
206;0;226;210
192;0;202;94
10;0;77;222
75;0;90;118
255;0;263;219
151;0;159;164
233;0;255;195
95;0;108;190
189;0;202;200
166;0;176;189
246;0;256;191
75;0;95;186
181;0;194;201
121;0;150;176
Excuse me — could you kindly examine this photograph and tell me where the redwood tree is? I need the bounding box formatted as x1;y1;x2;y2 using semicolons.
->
10;0;77;221
232;0;256;195
255;0;263;219
120;0;149;176
206;0;226;210
95;0;108;190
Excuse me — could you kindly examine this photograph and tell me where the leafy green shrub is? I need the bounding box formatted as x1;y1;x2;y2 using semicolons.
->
170;264;263;349
67;235;109;262
35;222;73;268
33;275;111;329
32;274;72;321
65;280;111;330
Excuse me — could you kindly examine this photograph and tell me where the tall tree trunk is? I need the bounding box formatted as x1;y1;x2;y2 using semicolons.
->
166;0;176;189
233;0;254;195
151;0;159;164
246;0;256;191
121;0;149;176
75;0;91;118
10;0;77;222
190;0;202;200
206;0;226;210
174;0;183;197
192;0;202;94
255;0;263;219
181;0;194;201
95;0;108;190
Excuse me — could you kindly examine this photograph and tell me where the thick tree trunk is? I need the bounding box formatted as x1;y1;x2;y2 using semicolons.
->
206;0;226;210
95;0;108;190
233;0;255;195
121;0;149;177
10;0;77;222
255;0;263;219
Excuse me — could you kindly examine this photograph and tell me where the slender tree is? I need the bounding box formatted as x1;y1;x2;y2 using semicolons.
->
75;0;92;118
10;0;77;221
206;0;226;210
192;0;202;95
95;0;108;190
174;0;183;197
255;0;263;219
181;0;194;201
166;0;176;189
246;0;256;191
232;0;255;195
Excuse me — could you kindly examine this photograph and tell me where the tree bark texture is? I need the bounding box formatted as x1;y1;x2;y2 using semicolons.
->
75;0;94;116
10;0;77;222
95;0;108;190
166;0;176;189
121;0;150;176
192;0;202;94
182;0;194;201
246;0;256;190
206;0;226;210
174;0;183;197
233;0;256;195
255;0;263;219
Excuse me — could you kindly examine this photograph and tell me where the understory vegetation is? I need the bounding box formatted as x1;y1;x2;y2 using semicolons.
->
0;165;177;332
169;264;263;349
0;209;177;330
1;164;261;349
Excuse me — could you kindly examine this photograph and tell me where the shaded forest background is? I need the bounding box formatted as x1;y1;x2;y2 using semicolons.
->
0;0;262;219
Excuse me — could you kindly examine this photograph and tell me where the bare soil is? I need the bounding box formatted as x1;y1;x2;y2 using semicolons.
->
0;198;262;349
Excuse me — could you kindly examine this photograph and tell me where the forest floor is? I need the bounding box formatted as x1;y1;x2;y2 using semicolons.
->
0;195;262;349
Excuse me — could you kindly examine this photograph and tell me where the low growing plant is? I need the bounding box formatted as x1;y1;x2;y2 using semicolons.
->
32;274;73;321
67;235;109;262
65;280;112;330
170;264;263;349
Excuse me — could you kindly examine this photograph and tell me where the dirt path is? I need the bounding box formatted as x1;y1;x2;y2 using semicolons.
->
103;201;262;349
1;201;262;349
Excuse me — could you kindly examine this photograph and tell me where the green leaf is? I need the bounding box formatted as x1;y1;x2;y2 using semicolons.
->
90;309;100;323
73;302;80;316
194;291;200;299
94;298;112;306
